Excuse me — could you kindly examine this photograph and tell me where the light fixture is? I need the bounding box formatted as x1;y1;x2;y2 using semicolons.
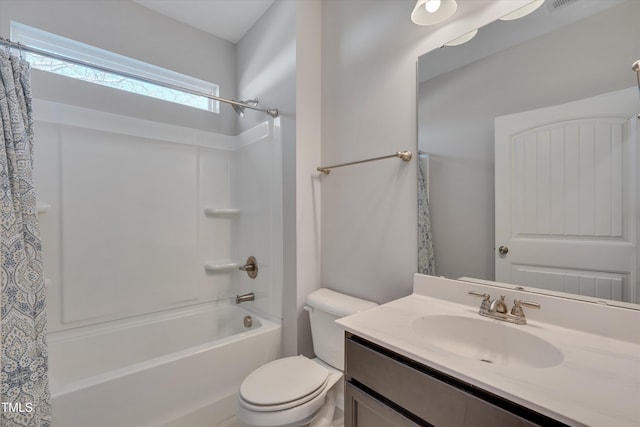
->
444;29;478;47
499;0;545;21
411;0;457;26
425;0;441;13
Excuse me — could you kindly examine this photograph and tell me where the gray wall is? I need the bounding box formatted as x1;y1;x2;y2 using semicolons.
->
236;0;295;133
319;0;527;304
0;0;238;134
237;0;323;358
236;0;300;356
418;1;640;281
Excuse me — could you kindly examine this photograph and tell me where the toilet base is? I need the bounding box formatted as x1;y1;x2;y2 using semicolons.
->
236;358;342;427
307;387;337;427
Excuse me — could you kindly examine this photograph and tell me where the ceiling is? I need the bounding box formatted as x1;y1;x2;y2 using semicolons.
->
133;0;275;44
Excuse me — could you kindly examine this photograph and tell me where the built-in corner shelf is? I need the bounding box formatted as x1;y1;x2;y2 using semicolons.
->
204;261;239;273
37;202;51;214
203;207;240;218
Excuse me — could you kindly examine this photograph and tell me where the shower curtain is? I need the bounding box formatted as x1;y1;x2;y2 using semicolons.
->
417;155;435;276
0;50;51;427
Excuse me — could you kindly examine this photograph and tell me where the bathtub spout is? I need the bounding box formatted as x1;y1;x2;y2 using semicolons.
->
236;292;255;304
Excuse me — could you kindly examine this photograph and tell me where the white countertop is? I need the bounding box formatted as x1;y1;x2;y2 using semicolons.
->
337;275;640;427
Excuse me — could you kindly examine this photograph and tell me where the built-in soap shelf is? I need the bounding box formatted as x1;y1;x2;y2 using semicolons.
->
203;207;240;218
204;261;239;272
37;202;51;214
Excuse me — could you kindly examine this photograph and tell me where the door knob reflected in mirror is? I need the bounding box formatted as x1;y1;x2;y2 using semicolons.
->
498;245;509;255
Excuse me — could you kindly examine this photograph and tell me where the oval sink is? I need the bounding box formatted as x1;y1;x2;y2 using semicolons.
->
411;315;563;368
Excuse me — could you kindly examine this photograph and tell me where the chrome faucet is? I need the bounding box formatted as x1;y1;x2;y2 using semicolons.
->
488;295;508;314
468;291;540;325
236;292;255;304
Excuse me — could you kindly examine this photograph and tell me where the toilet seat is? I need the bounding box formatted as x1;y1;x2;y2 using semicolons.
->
239;356;329;411
237;357;343;427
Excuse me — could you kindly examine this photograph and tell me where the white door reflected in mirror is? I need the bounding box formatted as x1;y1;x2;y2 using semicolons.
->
495;88;638;303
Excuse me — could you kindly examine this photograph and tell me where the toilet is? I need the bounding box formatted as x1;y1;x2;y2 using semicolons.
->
236;288;377;427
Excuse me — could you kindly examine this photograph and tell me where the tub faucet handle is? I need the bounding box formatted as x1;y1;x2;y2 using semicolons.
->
239;256;258;279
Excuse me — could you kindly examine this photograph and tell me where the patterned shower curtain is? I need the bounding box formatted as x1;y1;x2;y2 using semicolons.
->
0;50;51;426
417;155;435;276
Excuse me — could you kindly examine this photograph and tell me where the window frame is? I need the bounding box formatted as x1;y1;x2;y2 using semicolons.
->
10;21;220;113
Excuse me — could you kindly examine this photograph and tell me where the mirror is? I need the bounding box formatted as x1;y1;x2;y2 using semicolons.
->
417;0;640;307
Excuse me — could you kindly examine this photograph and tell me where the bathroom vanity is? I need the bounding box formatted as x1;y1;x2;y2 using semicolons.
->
344;333;562;426
338;274;640;427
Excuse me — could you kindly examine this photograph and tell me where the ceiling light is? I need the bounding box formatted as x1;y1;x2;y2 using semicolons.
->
444;29;478;47
411;0;457;26
425;0;441;13
499;0;545;21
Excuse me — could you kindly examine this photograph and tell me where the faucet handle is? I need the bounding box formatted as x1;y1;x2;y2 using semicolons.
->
517;300;541;309
468;291;491;311
468;291;490;299
511;299;541;317
239;256;258;279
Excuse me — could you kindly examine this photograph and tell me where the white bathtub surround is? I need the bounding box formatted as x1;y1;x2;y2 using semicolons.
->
32;100;284;424
49;303;280;427
34;100;283;332
337;274;640;427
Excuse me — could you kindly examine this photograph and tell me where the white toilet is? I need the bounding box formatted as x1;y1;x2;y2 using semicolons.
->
236;288;377;427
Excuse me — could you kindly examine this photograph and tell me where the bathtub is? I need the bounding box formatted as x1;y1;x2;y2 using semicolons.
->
48;303;281;427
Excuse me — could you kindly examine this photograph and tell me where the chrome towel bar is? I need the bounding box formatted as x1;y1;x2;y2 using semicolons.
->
317;151;412;175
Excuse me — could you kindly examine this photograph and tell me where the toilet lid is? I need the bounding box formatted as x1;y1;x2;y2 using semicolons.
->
240;356;329;406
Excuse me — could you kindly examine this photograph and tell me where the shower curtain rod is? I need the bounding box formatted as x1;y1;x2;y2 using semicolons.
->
0;37;279;118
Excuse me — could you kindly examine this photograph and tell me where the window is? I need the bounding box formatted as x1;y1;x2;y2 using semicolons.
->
11;22;219;113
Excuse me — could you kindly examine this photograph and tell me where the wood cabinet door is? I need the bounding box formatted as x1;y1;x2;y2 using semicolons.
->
345;382;423;427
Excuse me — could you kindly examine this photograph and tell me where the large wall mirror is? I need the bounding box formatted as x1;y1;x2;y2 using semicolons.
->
417;0;640;306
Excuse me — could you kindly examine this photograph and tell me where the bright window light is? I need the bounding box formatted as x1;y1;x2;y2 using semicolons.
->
10;22;219;113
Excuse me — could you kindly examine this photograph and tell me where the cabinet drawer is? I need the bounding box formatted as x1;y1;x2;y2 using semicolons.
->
345;335;545;427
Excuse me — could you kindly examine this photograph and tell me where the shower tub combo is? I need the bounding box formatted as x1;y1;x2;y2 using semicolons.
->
49;303;280;427
34;101;284;427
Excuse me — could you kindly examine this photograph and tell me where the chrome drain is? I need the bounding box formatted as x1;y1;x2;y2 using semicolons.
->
243;315;253;328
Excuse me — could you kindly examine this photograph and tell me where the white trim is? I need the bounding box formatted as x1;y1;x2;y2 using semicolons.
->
33;100;272;152
237;121;271;149
33;99;237;150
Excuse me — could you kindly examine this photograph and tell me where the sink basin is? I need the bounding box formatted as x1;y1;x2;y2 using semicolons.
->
411;315;563;368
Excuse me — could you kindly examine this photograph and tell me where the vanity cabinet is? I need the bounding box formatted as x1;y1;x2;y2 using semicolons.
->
344;333;568;427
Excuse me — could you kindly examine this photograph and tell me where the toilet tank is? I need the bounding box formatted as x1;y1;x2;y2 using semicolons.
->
306;288;377;370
